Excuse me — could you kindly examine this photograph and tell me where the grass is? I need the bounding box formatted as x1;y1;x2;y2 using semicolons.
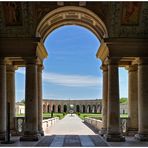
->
43;112;65;119
16;112;128;120
16;113;66;120
78;113;128;120
78;113;102;120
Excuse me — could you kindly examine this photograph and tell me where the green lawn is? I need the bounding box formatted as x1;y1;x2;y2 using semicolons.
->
78;113;128;120
43;112;66;119
16;113;66;120
16;112;128;120
78;113;102;120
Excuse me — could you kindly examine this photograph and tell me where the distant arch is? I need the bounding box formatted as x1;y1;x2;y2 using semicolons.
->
92;105;96;113
64;105;67;112
76;105;80;112
87;105;91;113
52;105;55;112
47;104;50;112
58;105;61;113
43;104;46;113
82;105;86;113
97;105;101;113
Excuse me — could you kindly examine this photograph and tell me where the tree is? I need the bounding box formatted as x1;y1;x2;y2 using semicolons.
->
20;99;25;104
120;98;127;104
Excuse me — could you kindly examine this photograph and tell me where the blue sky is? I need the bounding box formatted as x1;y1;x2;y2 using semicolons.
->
15;25;128;102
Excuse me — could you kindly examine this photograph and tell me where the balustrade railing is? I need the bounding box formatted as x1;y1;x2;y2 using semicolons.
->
14;117;59;136
120;117;129;135
14;117;25;136
84;117;129;134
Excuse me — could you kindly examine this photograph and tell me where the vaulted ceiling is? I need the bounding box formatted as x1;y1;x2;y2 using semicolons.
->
0;2;148;39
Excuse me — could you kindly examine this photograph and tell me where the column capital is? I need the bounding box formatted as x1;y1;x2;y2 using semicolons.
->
25;58;39;65
100;65;108;71
137;58;148;65
37;65;44;72
106;57;120;65
126;64;138;72
6;65;17;73
0;58;7;65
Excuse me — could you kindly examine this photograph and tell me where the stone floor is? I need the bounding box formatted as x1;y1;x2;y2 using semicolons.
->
36;114;108;146
1;114;148;147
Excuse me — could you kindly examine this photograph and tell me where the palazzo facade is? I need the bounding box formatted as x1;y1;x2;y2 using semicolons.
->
42;99;102;113
0;1;148;142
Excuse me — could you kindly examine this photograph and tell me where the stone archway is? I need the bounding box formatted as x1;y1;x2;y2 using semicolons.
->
92;105;96;113
76;105;80;112
47;104;50;113
43;104;46;113
64;105;67;113
58;105;61;113
36;6;108;42
52;105;55;112
34;5;109;141
87;105;91;113
82;105;85;113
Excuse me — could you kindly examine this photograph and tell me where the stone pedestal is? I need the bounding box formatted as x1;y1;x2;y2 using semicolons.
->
0;59;7;140
38;65;44;136
135;59;148;141
6;65;16;135
127;65;138;136
99;65;108;136
105;61;125;142
20;59;40;141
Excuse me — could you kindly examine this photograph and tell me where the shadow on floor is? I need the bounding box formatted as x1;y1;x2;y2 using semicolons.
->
82;121;99;134
36;134;109;147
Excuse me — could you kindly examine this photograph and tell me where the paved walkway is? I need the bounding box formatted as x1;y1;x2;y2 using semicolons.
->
36;114;108;147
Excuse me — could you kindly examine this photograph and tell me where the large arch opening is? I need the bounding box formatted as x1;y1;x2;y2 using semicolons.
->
35;6;108;134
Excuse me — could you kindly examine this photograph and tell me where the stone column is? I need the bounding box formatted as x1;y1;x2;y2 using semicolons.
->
127;65;138;135
61;105;64;112
38;65;44;136
100;65;108;135
6;65;16;134
0;58;7;140
135;58;148;141
20;59;40;141
105;59;125;142
55;105;58;113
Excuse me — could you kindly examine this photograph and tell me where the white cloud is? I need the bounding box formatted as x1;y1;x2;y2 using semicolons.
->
16;69;102;87
43;72;101;87
16;68;25;75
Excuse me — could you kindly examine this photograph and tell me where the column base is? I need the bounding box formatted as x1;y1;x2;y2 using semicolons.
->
20;132;41;141
127;128;138;136
10;129;17;136
135;133;148;141
39;130;44;136
104;133;125;142
0;131;6;140
99;128;107;136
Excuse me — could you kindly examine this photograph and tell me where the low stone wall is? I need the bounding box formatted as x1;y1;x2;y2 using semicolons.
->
84;117;103;131
42;117;59;131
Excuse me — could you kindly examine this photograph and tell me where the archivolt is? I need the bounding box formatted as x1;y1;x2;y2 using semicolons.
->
36;6;108;42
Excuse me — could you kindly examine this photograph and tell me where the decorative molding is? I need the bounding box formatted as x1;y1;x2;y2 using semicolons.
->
57;2;64;6
36;6;108;41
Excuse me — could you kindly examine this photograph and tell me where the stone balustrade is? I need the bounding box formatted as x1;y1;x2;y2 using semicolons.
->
42;117;59;131
14;117;59;136
84;117;103;131
84;117;129;135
